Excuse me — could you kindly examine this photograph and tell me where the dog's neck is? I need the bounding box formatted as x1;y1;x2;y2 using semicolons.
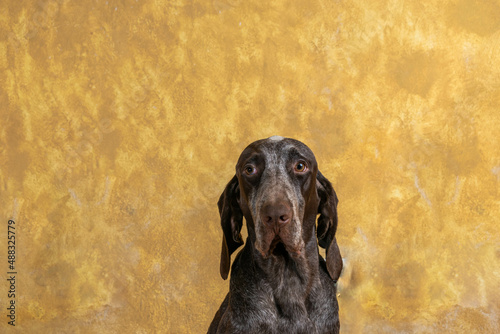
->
247;235;322;313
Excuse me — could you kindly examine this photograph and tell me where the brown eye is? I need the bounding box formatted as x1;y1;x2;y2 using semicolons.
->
244;165;257;175
294;161;307;172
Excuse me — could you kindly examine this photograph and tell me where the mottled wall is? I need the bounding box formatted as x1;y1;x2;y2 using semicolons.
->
1;0;499;332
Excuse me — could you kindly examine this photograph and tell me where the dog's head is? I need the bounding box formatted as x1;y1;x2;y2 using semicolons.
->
217;136;342;281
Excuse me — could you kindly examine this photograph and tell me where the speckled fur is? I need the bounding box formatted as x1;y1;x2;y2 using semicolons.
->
209;137;343;334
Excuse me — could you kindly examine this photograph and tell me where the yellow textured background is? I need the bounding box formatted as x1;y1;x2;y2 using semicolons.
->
1;0;500;332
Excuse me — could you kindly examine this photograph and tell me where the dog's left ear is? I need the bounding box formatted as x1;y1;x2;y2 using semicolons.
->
217;175;244;280
316;170;343;281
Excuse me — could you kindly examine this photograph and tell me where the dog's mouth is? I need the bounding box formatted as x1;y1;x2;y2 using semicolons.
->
258;233;304;258
269;236;284;256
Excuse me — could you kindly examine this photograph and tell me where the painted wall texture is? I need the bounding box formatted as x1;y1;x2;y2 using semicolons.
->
1;0;500;332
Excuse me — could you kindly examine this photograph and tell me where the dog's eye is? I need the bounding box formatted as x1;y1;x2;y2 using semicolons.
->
244;165;257;175
294;161;307;173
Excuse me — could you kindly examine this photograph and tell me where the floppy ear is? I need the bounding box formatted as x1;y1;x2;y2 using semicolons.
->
316;170;343;281
217;175;244;280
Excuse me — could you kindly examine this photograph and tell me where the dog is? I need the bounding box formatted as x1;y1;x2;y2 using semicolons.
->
208;136;343;334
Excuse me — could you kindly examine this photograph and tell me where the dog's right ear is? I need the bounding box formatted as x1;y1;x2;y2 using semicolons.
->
217;175;244;280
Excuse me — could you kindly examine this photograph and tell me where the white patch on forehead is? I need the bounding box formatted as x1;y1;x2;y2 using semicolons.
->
268;135;284;141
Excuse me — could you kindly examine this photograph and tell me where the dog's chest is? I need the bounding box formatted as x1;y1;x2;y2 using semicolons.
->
238;278;335;333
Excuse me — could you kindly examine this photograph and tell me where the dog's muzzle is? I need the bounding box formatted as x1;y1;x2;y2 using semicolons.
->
255;198;305;258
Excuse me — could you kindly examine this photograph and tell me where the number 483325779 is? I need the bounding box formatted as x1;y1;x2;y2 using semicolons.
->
8;220;15;271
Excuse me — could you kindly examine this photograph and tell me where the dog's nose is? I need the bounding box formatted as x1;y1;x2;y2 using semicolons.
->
261;202;292;226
